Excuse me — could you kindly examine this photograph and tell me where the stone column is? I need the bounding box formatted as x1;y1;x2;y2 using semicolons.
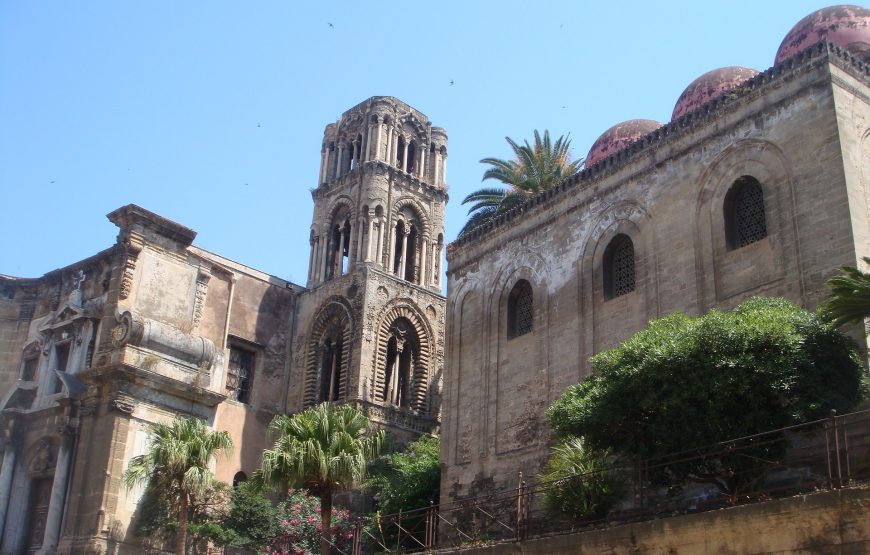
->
318;149;327;183
385;127;393;166
0;421;20;545
419;238;428;286
401;143;408;173
319;230;330;282
431;242;438;287
38;427;75;555
375;219;384;267
366;217;375;262
351;141;358;170
390;130;398;166
399;227;409;278
366;124;374;161
419;146;426;179
336;144;344;178
374;118;384;161
442;157;447;185
307;237;316;283
337;225;347;276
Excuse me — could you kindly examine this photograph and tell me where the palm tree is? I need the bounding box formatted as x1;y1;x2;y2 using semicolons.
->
822;257;870;328
254;403;384;555
123;416;233;555
459;130;582;237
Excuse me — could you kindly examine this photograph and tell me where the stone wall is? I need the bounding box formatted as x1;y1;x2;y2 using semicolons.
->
441;44;870;504
434;487;870;555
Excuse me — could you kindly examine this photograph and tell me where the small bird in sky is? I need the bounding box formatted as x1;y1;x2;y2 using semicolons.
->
328;22;334;28
449;79;454;86
50;180;55;183
257;123;261;128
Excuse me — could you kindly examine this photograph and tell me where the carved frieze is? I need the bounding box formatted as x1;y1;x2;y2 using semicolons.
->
119;232;144;300
192;271;210;330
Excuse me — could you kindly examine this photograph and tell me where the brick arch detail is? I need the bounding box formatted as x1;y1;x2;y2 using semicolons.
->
372;302;433;412
303;298;354;407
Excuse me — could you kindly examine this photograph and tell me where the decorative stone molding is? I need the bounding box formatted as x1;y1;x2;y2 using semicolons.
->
119;233;143;300
192;271;210;330
110;311;217;370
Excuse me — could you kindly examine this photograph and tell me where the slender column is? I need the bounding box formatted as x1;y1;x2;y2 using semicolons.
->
318;150;327;183
389;222;399;272
307;238;316;284
0;422;21;544
336;145;344;178
366;218;375;262
385;127;393;166
419;147;426;179
351;141;359;169
38;429;74;555
431;242;438;287
401;143;409;173
399;228;409;278
337;225;347;276
419;239;428;286
390;130;398;165
442;157;447;185
319;230;329;282
355;218;364;263
366;124;374;161
434;152;442;186
374;118;384;161
375;219;384;266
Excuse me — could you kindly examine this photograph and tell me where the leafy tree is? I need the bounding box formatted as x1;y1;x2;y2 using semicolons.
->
539;438;626;521
822;256;870;328
366;434;440;551
368;434;440;515
547;297;867;498
459;130;582;237
254;403;384;555
221;480;278;550
124;416;233;555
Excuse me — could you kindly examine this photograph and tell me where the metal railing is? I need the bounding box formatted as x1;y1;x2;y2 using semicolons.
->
326;407;870;554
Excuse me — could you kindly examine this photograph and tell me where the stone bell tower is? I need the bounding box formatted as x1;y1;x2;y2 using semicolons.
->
290;96;448;440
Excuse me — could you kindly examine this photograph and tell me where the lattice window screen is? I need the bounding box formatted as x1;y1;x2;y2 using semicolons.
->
611;238;635;298
508;280;533;339
734;182;767;248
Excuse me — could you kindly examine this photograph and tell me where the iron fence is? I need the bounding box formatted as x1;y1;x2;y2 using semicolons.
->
330;407;870;554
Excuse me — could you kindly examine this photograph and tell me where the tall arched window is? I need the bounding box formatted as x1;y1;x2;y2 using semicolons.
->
604;234;635;299
724;176;767;250
327;216;352;279
319;334;343;402
383;319;419;408
507;279;533;339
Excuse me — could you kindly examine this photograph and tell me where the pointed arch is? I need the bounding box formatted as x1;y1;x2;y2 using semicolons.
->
303;299;354;407
372;302;433;413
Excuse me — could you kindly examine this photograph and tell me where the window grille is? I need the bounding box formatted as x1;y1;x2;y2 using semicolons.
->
605;235;636;299
731;179;767;248
227;347;254;404
508;280;533;339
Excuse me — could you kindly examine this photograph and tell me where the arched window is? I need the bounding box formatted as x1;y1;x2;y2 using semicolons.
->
724;176;767;249
396;136;406;170
604;234;635;299
327;217;352;279
407;140;417;173
319;335;343;402
507;279;533;339
232;471;247;488
383;319;419;408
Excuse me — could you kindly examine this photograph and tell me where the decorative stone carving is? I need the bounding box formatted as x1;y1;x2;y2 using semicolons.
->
110;311;217;370
119;232;144;300
192;271;210;329
30;440;55;473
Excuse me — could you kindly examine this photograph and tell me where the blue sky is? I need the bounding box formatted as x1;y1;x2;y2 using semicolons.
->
0;1;839;284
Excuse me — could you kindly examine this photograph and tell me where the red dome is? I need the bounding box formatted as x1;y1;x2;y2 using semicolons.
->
776;5;870;64
671;66;759;121
585;119;663;168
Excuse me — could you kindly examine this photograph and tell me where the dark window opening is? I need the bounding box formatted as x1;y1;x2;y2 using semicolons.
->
232;471;247;488
21;358;38;381
227;347;254;404
52;342;70;394
725;176;767;249
407;141;417;173
397;136;406;169
507;280;533;339
404;225;418;282
319;337;343;402
604;234;636;299
383;319;418;408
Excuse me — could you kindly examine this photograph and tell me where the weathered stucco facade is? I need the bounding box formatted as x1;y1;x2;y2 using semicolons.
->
0;96;447;554
440;42;870;505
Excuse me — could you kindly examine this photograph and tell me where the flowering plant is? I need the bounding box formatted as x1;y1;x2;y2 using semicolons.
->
262;489;354;555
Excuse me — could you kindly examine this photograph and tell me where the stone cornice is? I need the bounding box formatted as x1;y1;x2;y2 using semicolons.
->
312;160;449;203
448;41;870;260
